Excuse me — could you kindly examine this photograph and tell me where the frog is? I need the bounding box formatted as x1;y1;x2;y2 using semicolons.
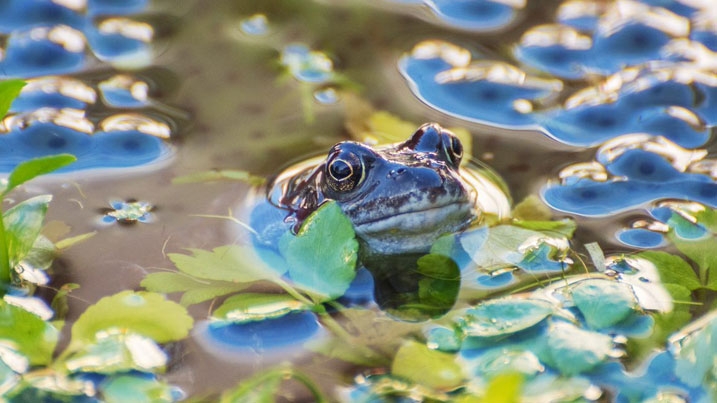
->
251;123;511;257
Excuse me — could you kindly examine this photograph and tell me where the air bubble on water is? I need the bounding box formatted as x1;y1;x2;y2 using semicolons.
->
313;87;339;104
239;14;269;36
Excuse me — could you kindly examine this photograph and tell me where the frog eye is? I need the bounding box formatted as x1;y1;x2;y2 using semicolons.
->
326;151;364;192
444;134;463;167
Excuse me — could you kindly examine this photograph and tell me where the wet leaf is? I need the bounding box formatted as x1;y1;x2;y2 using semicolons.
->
0;299;58;365
102;374;181;403
172;169;265;186
279;201;358;301
169;245;278;283
4;195;51;269
69;291;193;351
140;272;248;307
482;372;524;403
571;279;638;329
460;299;554;338
472;348;543;378
391;340;464;390
544;321;613;375
0;79;25;119
673;312;717;387
638;251;701;291
64;331;167;374
4;154;76;196
211;293;310;323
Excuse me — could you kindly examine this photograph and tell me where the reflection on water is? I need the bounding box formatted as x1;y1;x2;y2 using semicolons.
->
0;0;177;172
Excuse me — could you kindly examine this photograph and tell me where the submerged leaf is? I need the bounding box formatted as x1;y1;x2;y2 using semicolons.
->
5;154;76;196
391;340;464;390
512;195;552;221
4;195;52;269
279;201;358;300
69;291;193;351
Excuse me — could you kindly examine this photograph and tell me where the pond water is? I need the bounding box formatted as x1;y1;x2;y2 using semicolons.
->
3;0;717;402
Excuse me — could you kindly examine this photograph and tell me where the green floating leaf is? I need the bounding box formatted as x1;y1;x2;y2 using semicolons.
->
172;169;265;186
571;279;638;329
391;340;464;390
5;154;76;196
544;321;612;375
482;372;524;403
0;299;59;365
169;245;278;283
4;195;52;269
69;291;193;351
212;293;309;323
279;201;358;301
64;332;167;374
460;299;554;338
637;251;701;291
668;234;717;290
102;374;181;403
0;79;25;119
140;271;247;307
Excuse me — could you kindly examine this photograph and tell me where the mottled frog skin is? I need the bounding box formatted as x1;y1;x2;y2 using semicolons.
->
257;123;510;255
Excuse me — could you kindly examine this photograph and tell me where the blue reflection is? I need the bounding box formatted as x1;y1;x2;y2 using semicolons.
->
0;0;84;33
88;0;149;16
199;312;321;352
0;124;169;172
400;1;717;147
427;0;520;31
544;149;717;216
388;0;523;31
1;27;86;77
591;23;672;72
399;55;549;128
617;228;666;249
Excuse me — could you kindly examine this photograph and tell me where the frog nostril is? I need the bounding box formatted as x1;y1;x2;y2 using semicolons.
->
387;167;407;179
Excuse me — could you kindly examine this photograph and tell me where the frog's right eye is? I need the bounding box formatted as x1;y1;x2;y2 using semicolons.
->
326;151;364;192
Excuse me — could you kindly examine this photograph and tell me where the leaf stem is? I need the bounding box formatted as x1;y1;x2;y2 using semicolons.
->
0;209;9;288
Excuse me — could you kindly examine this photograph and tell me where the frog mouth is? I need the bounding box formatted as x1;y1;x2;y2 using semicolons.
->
352;202;475;235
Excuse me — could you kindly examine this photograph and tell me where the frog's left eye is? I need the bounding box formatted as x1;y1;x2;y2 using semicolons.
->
444;134;463;167
326;151;364;192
